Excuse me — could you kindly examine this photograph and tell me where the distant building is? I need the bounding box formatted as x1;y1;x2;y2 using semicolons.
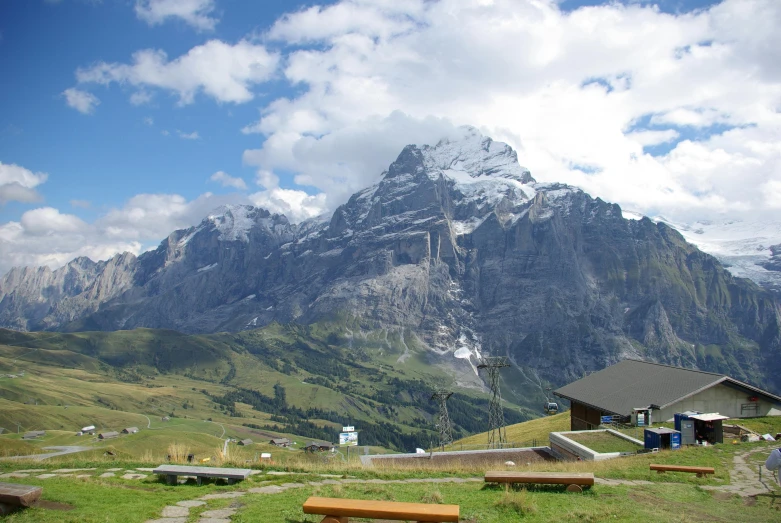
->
161;416;170;422
98;431;119;439
554;359;781;431
304;441;334;452
269;438;290;447
238;439;253;446
22;430;45;439
81;425;96;432
122;427;139;434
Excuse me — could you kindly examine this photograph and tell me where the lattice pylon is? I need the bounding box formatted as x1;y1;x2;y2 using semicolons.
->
477;356;510;448
431;390;454;449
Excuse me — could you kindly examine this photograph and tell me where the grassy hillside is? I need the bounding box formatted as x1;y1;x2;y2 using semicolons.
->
0;323;532;452
451;412;571;448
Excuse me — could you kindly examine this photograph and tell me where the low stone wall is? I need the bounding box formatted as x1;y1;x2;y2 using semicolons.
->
549;429;643;461
361;447;557;468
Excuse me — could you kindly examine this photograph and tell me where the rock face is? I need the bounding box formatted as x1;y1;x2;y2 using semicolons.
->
1;127;780;393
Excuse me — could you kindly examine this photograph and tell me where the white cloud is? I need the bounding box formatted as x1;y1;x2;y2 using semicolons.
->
76;39;279;105
144;116;154;126
130;90;153;106
135;0;218;31
626;129;680;147
62;88;100;114
249;188;327;223
161;130;170;136
234;0;781;223
0;162;47;205
20;207;86;235
177;130;200;140
209;170;247;190
255;169;279;190
0;191;249;273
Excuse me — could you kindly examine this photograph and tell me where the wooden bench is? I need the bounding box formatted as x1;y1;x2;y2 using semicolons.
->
302;496;459;523
484;471;595;492
649;464;714;477
0;482;43;515
152;465;252;486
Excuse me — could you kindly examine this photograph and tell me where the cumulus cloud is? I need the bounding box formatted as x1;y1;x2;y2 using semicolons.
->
177;130;200;140
235;0;781;223
130;90;153;106
209;170;247;190
0;191;250;274
135;0;218;31
249;188;328;223
76;39;279;105
62;88;100;114
0;162;47;205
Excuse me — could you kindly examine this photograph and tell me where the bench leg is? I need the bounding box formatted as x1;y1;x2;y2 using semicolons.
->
320;517;348;523
696;473;703;478
166;475;177;485
566;484;583;493
196;476;203;486
228;478;237;485
656;470;665;474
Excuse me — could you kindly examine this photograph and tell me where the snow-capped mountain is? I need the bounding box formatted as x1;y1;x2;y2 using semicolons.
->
2;127;780;395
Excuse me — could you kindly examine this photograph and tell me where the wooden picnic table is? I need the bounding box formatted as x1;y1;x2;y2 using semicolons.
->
152;465;252;486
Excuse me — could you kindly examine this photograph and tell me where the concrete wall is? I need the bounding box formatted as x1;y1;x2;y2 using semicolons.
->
658;383;781;422
549;430;643;461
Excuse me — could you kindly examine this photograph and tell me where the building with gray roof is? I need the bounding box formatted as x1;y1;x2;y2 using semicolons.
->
554;359;781;430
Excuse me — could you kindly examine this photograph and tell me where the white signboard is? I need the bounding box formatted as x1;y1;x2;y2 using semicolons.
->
339;432;358;446
342;426;355;432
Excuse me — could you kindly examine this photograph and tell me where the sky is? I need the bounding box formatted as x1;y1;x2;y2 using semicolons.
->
1;0;780;275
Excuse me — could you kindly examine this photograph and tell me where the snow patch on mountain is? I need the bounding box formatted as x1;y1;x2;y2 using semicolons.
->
652;216;781;291
206;204;257;242
421;126;532;183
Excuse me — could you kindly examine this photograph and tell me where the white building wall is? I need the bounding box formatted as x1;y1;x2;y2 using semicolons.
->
658;383;780;422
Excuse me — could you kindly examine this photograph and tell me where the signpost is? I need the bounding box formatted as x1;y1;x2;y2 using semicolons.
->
339;432;358;446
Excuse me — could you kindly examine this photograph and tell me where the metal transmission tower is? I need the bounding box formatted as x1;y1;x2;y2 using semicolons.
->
477;356;510;448
431;390;454;450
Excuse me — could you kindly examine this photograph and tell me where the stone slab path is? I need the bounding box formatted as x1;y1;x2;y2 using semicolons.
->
701;447;779;497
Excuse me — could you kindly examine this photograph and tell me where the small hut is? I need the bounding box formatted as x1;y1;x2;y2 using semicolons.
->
98;431;119;440
305;441;334;453
269;438;290;447
23;430;45;439
238;438;253;446
122;427;139;434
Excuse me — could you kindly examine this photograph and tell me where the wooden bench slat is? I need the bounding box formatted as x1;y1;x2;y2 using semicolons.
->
303;496;459;522
0;482;43;507
485;471;595;486
649;464;714;474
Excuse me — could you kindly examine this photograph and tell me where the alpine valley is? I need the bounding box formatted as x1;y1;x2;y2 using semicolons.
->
2;127;780;447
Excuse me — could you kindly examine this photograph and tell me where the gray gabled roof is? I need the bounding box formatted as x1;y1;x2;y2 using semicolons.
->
553;359;781;416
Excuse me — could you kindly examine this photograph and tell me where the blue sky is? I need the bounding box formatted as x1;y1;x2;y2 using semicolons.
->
0;0;302;223
1;0;779;273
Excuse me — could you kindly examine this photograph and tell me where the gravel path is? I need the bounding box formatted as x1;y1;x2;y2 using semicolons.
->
3;446;93;461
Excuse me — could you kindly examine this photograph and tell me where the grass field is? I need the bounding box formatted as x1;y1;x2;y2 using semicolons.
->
0;436;779;523
450;412;571;448
565;431;643;453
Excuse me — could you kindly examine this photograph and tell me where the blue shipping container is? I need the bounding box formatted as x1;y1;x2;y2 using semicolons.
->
644;428;681;450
